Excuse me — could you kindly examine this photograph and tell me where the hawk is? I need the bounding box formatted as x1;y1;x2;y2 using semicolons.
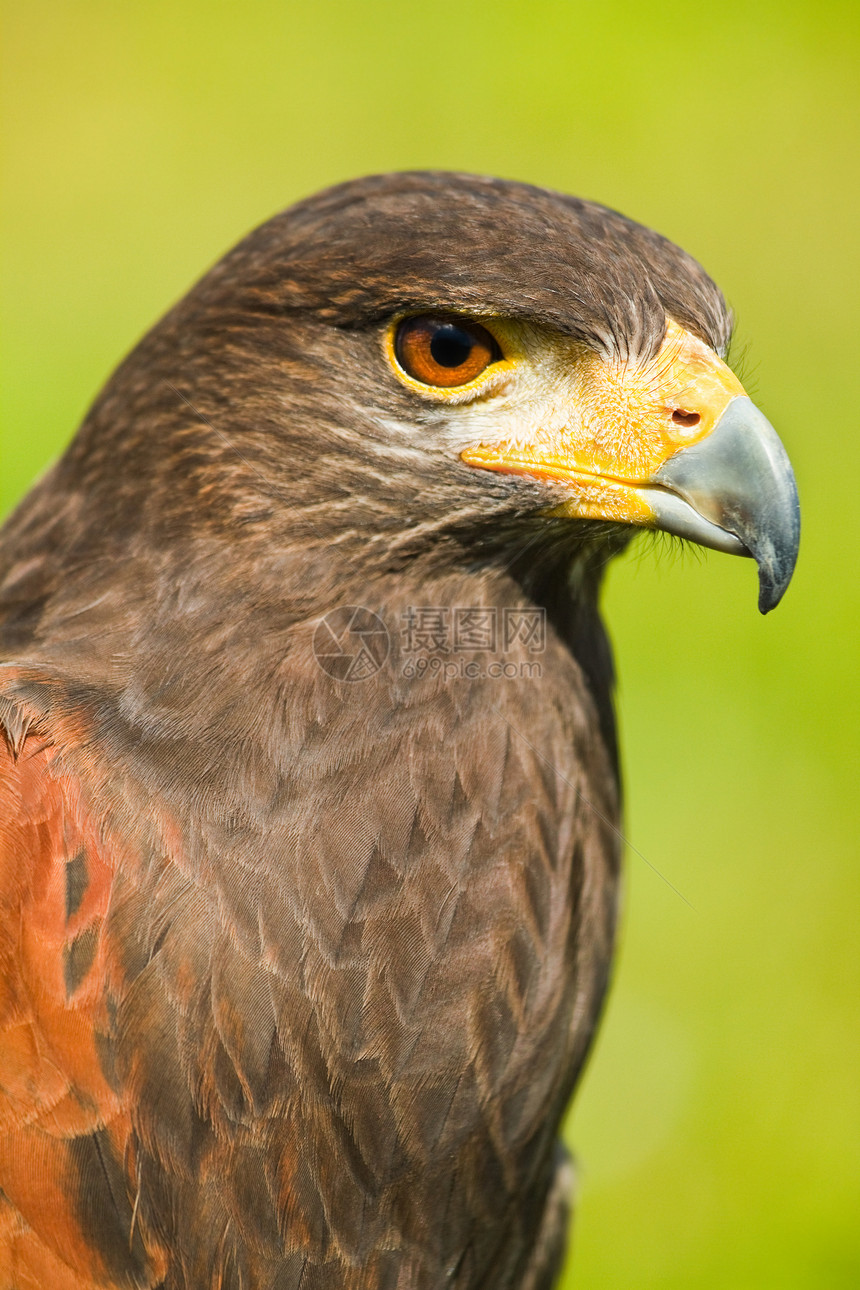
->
0;173;799;1289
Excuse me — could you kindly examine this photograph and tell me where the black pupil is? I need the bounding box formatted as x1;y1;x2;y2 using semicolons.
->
429;324;474;369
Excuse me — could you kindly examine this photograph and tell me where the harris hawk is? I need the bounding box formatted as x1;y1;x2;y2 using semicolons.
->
0;172;799;1290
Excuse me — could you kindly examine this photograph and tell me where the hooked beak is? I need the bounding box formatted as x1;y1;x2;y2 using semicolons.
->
644;395;799;613
460;320;800;612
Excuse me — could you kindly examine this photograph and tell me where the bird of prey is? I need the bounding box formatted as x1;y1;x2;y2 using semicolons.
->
0;172;798;1290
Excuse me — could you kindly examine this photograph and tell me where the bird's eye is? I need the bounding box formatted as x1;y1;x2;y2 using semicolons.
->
394;316;503;388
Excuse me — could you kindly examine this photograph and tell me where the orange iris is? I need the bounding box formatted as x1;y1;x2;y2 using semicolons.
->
394;316;501;388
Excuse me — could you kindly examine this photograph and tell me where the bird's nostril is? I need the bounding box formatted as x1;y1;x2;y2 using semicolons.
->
672;409;701;428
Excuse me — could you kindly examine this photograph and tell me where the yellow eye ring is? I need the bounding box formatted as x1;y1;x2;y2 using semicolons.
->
385;314;514;400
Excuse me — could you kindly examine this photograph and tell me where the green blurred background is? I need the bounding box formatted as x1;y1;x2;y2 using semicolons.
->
2;2;858;1285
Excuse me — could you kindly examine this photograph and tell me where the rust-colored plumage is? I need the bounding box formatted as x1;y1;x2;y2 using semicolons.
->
0;173;797;1288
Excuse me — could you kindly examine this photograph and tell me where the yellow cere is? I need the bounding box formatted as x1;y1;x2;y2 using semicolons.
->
460;320;746;523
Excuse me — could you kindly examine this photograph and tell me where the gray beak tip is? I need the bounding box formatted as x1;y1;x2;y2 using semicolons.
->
759;578;780;616
756;517;801;615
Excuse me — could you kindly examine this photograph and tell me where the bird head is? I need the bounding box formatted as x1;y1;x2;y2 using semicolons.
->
75;172;798;613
